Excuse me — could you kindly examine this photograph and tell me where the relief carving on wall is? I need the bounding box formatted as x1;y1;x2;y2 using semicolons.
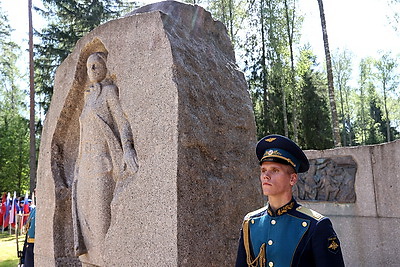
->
293;156;357;203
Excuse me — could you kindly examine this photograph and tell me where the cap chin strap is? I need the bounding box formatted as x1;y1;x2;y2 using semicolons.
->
243;220;266;267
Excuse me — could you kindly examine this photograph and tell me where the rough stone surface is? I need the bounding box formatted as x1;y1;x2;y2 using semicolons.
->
35;1;261;266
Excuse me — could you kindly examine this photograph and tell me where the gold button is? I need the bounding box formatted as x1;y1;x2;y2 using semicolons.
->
302;221;308;227
271;219;276;225
251;219;255;224
269;261;274;267
268;240;273;245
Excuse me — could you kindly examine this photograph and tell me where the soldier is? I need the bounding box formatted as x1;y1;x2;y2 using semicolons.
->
235;134;345;267
23;190;36;267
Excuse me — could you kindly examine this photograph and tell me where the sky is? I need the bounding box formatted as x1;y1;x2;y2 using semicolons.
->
1;0;399;88
298;0;399;77
299;0;399;58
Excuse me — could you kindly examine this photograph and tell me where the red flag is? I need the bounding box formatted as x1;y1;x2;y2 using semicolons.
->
2;193;10;229
0;193;6;227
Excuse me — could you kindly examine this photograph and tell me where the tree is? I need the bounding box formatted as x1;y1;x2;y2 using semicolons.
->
244;0;294;139
206;0;247;47
332;49;353;146
355;58;375;145
297;46;332;149
0;4;30;194
34;0;136;113
29;0;36;193
374;51;399;142
316;0;341;147
283;0;299;140
0;113;30;194
367;94;388;144
388;0;400;32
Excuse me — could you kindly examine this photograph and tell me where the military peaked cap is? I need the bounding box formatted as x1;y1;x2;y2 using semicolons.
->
256;134;310;173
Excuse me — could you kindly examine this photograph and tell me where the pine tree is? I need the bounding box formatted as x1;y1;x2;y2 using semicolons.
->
297;47;332;149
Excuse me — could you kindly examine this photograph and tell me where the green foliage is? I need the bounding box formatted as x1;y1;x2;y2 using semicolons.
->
297;47;333;149
205;0;247;46
244;0;291;139
374;51;399;142
243;0;334;147
237;0;399;148
0;114;30;194
332;49;354;146
0;5;30;194
2;0;397;157
343;55;400;146
299;71;332;149
34;0;137;113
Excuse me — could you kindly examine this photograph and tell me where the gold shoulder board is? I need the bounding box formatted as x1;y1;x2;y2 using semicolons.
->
296;206;325;221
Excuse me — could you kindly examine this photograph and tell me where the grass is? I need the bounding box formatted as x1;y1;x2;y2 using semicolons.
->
0;231;24;267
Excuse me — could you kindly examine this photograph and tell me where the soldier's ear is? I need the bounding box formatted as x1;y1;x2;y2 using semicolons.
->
290;173;298;186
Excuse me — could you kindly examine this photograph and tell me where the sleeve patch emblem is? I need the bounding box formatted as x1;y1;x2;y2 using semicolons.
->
327;236;340;254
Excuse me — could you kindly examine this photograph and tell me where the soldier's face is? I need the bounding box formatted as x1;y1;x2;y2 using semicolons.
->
259;161;297;197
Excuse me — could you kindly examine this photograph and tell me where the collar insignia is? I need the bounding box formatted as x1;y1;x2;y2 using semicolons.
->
267;199;296;217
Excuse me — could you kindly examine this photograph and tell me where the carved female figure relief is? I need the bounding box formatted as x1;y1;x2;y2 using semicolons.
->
72;52;138;266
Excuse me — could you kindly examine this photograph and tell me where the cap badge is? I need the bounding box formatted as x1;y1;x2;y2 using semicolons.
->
265;138;277;142
266;150;281;156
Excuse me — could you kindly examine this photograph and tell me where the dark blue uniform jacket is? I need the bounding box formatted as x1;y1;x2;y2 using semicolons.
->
235;199;345;267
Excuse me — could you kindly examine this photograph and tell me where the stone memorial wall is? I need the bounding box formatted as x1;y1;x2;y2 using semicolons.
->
303;140;400;266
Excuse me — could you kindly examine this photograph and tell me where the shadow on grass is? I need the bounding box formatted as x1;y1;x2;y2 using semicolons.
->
0;259;19;267
0;235;15;242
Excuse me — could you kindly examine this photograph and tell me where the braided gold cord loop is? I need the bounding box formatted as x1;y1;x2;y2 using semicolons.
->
243;220;266;267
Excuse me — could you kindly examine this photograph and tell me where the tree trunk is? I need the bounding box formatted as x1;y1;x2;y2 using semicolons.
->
260;0;269;134
29;0;37;191
316;0;341;147
338;84;346;146
283;0;295;140
383;80;391;142
228;0;234;40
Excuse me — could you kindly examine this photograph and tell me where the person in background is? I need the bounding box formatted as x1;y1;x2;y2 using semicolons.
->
17;197;24;213
23;190;36;267
235;134;345;267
